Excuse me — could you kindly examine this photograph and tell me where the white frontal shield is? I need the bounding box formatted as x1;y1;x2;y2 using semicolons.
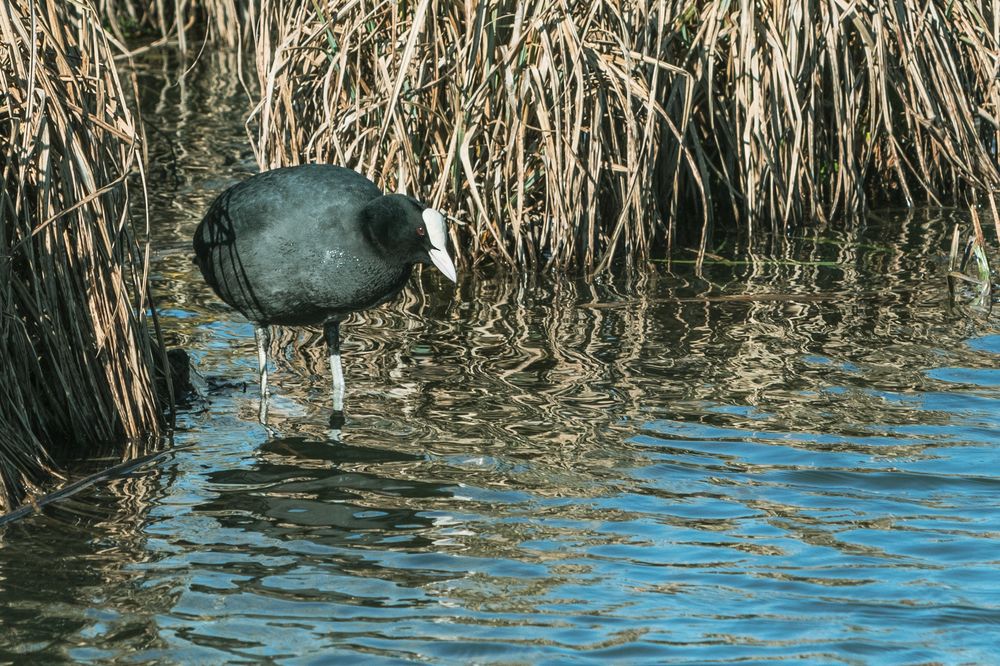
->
422;208;457;282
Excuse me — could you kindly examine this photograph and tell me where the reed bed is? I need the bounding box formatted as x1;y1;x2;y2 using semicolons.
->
96;0;244;50
0;0;165;512
249;0;1000;272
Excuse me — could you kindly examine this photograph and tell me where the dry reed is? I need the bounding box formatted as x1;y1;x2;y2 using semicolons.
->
248;0;1000;272
0;0;165;512
96;0;245;51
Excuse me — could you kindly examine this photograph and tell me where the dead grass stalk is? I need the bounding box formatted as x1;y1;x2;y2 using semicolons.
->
0;0;165;512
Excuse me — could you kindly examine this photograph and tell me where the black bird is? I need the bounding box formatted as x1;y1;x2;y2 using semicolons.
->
193;164;457;421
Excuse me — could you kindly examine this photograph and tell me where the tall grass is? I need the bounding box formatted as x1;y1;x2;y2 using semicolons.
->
96;0;244;50
249;0;1000;272
0;0;165;511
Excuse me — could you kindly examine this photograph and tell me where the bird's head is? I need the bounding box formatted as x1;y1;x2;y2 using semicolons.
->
365;194;457;282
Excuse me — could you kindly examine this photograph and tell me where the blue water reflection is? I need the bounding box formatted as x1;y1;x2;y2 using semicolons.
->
4;226;999;664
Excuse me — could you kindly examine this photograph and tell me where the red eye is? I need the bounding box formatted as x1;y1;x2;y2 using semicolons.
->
417;227;426;237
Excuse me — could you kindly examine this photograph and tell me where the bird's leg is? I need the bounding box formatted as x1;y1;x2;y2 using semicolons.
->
324;320;345;414
254;324;271;424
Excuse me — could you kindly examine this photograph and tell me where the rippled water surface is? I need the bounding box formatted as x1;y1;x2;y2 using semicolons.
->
2;53;999;664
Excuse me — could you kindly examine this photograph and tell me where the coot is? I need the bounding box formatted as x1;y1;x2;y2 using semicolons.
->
193;164;457;420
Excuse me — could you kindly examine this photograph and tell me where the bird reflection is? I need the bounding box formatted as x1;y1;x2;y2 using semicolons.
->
197;435;455;548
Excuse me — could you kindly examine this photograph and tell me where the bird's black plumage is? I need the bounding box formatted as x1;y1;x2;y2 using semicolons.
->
192;164;457;420
193;164;449;326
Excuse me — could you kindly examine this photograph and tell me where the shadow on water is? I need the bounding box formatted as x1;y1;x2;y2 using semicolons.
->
200;436;454;548
1;50;999;664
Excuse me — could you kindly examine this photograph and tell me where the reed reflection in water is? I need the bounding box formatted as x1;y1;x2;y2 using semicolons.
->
7;210;997;662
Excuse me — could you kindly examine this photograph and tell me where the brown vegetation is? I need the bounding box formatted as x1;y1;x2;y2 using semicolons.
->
249;1;1000;271
97;0;244;51
0;0;165;511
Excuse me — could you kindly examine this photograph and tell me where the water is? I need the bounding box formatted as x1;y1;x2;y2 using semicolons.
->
2;52;999;664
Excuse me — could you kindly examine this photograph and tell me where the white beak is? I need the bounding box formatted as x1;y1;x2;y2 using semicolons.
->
422;208;457;283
